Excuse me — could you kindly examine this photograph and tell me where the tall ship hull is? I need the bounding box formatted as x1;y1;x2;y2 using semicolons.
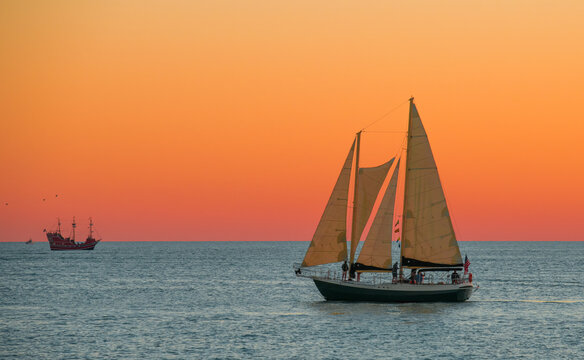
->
49;244;98;250
50;245;98;251
295;98;477;302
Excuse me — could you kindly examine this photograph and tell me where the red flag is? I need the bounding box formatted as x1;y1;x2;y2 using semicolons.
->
464;255;470;274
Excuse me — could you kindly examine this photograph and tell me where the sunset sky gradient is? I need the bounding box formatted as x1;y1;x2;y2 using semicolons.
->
1;1;583;242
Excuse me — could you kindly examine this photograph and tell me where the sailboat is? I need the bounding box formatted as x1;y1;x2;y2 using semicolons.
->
294;98;476;302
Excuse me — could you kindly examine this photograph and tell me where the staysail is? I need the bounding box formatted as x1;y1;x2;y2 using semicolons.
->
401;101;462;267
356;159;400;270
350;158;394;262
301;141;355;267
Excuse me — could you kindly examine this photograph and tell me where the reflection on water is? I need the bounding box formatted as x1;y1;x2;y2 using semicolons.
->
306;299;458;316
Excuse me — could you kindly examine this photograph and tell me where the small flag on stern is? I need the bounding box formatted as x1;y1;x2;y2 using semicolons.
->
464;255;470;274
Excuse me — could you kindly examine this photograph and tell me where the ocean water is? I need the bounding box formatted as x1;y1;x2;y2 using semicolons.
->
1;241;583;359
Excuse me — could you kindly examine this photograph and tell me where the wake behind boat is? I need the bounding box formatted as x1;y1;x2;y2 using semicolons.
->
45;217;101;251
294;98;477;302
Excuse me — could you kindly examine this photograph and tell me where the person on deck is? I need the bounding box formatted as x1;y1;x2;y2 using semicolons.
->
451;270;460;284
409;269;417;284
349;263;356;280
392;262;398;283
341;261;348;281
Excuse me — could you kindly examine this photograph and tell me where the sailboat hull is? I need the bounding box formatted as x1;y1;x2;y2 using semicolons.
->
313;278;474;302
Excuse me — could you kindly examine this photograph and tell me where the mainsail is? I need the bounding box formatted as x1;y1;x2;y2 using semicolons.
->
400;102;463;267
301;141;355;267
356;159;400;270
350;158;394;262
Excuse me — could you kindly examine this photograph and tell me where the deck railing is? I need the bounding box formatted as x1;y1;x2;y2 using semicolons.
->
293;263;472;285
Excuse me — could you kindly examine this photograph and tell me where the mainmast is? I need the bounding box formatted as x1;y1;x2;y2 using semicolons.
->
57;218;61;234
89;217;94;239
400;97;414;274
349;131;362;264
72;217;76;241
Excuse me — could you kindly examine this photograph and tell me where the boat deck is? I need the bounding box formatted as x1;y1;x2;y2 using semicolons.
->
294;266;476;302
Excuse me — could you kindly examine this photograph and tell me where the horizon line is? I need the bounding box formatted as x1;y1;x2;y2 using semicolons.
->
2;240;583;243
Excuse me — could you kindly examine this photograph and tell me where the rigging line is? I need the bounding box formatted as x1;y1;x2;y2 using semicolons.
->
392;133;407;163
360;98;410;131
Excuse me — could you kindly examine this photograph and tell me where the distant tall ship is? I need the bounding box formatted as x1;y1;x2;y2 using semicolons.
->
45;217;101;251
294;98;476;302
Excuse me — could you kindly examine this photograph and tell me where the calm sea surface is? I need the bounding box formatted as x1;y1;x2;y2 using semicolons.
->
1;241;583;359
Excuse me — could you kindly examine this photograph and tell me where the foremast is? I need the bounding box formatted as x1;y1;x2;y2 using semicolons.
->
349;131;361;264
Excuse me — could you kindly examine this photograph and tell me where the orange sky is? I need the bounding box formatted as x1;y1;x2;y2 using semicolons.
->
1;1;583;242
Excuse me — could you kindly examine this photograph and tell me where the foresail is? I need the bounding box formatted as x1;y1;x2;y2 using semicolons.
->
357;159;400;270
302;141;355;267
401;103;462;268
350;158;394;263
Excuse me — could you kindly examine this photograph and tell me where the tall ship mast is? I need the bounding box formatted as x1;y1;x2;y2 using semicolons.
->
294;98;475;302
